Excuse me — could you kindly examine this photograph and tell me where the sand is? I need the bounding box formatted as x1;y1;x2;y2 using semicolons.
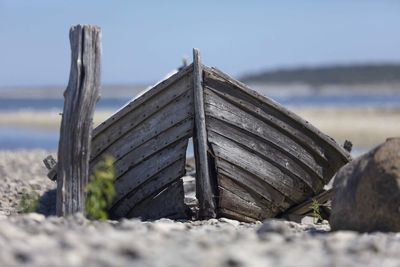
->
0;150;399;267
291;106;400;149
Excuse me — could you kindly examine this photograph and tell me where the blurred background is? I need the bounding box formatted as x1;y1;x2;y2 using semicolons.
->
0;1;399;156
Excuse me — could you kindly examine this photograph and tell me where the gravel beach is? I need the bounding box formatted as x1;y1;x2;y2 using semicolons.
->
0;150;399;267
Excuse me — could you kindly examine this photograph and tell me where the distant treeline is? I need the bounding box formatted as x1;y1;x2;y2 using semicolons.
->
240;64;400;86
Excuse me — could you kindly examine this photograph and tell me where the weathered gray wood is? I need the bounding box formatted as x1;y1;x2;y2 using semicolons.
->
90;65;194;220
192;48;216;219
207;117;324;193
90;88;194;168
110;159;185;218
282;189;333;218
127;180;189;220
57;25;101;216
203;66;351;168
112;118;193;179
43;155;57;181
204;90;326;181
91;73;193;161
218;208;257;223
210;133;306;202
218;187;267;221
215;158;288;211
201;65;351;221
93;64;193;137
343;140;353;153
204;79;332;166
218;175;274;220
111;138;188;206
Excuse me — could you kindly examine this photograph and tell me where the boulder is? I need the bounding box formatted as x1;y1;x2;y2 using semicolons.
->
330;138;400;232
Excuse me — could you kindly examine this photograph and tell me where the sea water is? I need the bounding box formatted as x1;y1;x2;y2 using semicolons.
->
0;93;399;152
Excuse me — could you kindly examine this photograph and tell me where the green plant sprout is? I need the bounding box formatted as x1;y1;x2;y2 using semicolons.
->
19;191;39;213
85;155;116;220
310;198;323;224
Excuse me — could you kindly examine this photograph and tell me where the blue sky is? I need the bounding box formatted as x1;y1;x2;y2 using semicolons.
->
0;1;399;86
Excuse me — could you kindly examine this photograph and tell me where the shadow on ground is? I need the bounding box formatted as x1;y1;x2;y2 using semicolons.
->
37;189;56;216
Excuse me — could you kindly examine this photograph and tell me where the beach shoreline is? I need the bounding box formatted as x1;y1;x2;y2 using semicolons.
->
0;106;398;150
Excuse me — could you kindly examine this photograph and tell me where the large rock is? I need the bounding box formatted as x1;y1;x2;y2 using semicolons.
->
330;138;400;232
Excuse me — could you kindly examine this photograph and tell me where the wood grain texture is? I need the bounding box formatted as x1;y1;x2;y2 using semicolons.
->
192;49;216;219
43;155;57;181
215;158;288;212
218;175;274;220
282;189;333;217
90;87;193;170
203;66;351;167
205;87;326;180
127;180;189;220
92;64;193;137
218;187;266;222
207;117;324;193
210;134;307;202
111;138;188;207
110;159;186;218
90;66;194;220
91;71;193;163
202;66;351;222
57;25;101;216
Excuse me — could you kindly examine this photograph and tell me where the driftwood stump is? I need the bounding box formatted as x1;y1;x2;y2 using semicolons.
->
57;25;102;216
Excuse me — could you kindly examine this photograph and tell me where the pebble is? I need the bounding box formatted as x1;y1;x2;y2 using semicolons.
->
219;218;240;227
0;150;398;267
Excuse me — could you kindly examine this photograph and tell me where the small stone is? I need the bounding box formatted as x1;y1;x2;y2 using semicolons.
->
26;213;45;222
29;183;41;190
119;246;140;260
207;218;219;225
257;219;291;236
219;218;240;227
150;220;186;232
225;257;243;267
14;251;31;263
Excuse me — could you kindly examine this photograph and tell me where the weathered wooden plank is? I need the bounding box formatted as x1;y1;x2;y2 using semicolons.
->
215;158;288;212
207;117;324;193
93;63;193;137
203;66;351;168
282;189;333;217
110;159;186;218
111;138;188;206
127;180;189;220
57;25;101;216
218;208;258;223
219;187;268;221
90;89;193;169
211;135;307;202
43;155;57;181
112;118;193;179
204;81;331;166
192;48;216;219
218;175;274;219
204;90;327;182
91;74;193;161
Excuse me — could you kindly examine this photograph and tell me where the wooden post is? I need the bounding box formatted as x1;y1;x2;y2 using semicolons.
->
192;48;216;219
57;25;102;216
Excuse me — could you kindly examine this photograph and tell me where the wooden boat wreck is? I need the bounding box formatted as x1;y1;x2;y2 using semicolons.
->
88;62;195;220
48;49;351;222
201;66;351;221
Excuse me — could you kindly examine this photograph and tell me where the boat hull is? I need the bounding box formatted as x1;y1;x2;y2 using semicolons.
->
90;65;194;220
203;66;351;222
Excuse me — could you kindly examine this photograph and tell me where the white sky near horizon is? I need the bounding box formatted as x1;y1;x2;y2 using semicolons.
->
0;0;399;87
